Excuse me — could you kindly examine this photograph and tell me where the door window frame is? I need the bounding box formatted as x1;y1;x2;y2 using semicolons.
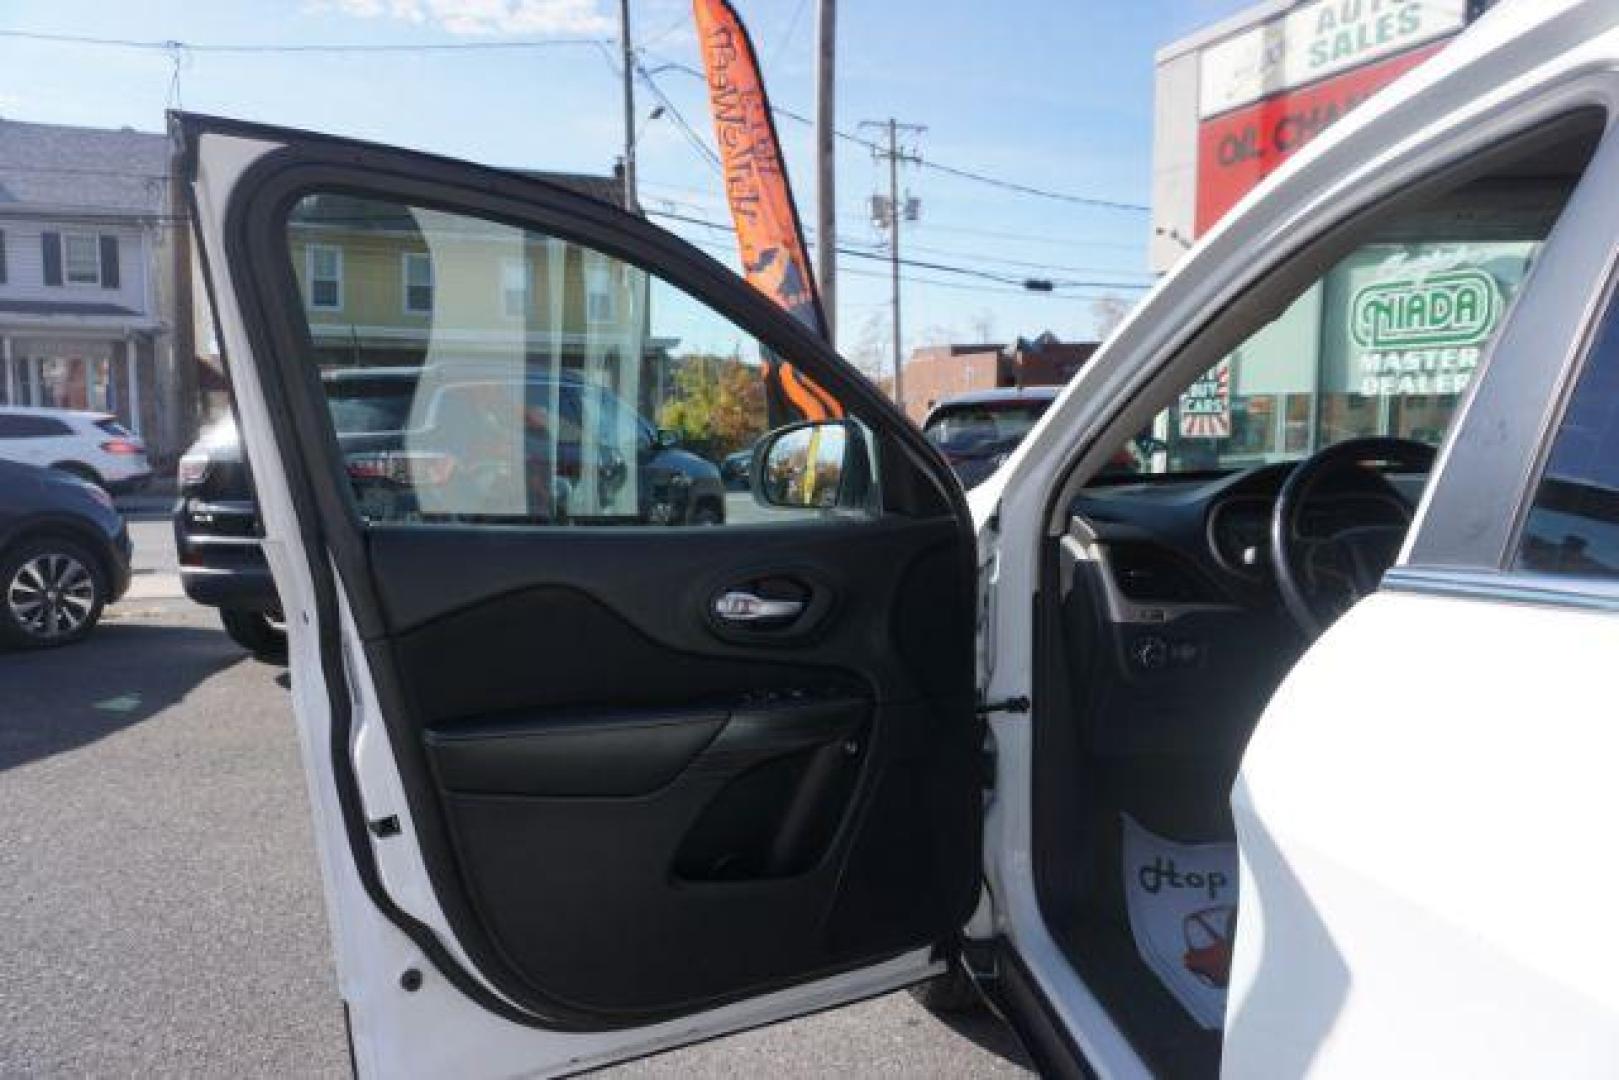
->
1385;111;1619;590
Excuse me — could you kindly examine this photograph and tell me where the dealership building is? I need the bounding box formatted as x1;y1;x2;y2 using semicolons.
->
1148;0;1505;463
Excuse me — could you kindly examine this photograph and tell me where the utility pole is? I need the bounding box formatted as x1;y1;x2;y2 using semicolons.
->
814;0;836;346
619;0;637;212
860;118;924;416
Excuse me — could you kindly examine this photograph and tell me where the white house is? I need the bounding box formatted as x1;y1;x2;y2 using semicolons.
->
0;119;193;460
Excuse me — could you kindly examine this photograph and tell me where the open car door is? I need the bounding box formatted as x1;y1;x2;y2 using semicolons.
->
179;115;982;1078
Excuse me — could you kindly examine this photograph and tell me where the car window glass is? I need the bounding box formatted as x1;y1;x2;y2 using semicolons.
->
924;401;1048;452
282;193;875;528
1517;287;1619;578
0;414;64;438
1108;172;1585;478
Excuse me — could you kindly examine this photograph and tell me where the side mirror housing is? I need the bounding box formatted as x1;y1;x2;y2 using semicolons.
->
750;420;868;510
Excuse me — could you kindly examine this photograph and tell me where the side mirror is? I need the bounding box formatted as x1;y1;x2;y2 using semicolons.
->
751;420;866;510
655;428;681;450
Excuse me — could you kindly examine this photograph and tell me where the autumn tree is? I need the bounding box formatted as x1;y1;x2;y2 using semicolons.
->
657;354;768;460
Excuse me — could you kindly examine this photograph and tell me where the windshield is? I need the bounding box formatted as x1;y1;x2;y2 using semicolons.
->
924;399;1050;456
1112;175;1574;478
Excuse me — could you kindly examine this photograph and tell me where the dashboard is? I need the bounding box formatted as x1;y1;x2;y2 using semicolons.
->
1057;461;1427;758
1072;461;1420;609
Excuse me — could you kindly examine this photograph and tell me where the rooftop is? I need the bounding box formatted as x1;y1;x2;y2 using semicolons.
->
0;119;170;217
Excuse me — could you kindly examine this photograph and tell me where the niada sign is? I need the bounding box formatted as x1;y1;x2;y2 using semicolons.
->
1352;269;1500;349
1349;269;1503;396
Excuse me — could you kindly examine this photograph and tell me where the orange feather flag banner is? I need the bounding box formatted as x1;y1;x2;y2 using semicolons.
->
692;0;843;424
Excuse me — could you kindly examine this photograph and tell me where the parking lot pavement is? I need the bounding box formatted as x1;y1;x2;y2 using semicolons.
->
0;605;348;1077
0;521;1034;1078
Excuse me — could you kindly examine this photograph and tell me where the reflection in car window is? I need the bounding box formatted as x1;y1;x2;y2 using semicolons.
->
924;401;1047;452
282;192;872;528
1115;176;1581;478
1518;289;1619;578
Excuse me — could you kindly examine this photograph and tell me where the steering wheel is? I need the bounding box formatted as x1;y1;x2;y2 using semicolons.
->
1270;437;1436;638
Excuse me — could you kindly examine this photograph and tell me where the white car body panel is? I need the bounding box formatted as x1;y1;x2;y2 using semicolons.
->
1227;590;1619;1076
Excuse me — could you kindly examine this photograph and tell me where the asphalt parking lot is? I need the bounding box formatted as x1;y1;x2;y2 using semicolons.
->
0;508;1033;1078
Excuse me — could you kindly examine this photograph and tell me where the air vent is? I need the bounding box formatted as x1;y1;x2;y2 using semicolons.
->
1106;542;1218;604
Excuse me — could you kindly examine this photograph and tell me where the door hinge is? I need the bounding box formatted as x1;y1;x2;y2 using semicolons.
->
975;695;1030;716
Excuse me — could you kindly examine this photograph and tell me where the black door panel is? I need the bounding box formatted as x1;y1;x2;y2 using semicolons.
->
359;520;978;1020
424;706;733;798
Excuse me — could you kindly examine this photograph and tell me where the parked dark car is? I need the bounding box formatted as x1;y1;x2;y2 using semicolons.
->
921;386;1062;489
0;458;131;648
173;417;286;661
175;367;726;662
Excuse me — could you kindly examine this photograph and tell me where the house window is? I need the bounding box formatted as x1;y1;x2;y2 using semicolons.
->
501;259;531;317
585;265;616;324
64;233;101;285
403;252;433;314
307;244;343;310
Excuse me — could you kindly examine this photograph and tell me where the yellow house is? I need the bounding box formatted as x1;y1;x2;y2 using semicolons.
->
285;176;665;418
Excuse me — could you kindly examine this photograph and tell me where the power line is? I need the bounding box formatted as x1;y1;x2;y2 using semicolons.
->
677;232;1114;298
645;54;1148;214
1;26;1149;215
0;28;610;54
920;220;1145;252
636;183;1151;281
768;0;813;68
640;183;1147;253
632;61;723;172
648;208;1149;292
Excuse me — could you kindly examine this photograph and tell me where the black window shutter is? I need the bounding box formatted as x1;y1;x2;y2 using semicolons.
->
99;235;119;289
42;231;62;286
0;230;7;284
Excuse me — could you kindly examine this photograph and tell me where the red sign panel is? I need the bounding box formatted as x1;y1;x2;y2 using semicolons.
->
1195;42;1443;235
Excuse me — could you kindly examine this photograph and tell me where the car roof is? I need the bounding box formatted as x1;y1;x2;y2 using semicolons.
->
0;405;111;422
927;386;1063;411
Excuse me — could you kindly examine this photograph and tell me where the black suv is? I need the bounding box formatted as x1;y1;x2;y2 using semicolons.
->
176;367;726;661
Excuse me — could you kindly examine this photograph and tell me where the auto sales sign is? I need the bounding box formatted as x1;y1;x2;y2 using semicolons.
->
1194;0;1467;232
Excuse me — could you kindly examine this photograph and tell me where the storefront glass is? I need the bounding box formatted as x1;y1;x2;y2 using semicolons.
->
1128;177;1568;474
10;338;132;428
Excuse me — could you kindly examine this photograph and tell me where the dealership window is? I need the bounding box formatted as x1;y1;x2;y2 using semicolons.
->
1115;166;1584;476
307;245;343;310
64;233;101;285
403;252;433;315
501;259;532;317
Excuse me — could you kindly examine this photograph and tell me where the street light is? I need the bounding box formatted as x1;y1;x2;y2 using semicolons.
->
634;105;667;151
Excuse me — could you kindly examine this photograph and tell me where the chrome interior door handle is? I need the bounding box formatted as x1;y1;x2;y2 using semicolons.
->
712;590;805;623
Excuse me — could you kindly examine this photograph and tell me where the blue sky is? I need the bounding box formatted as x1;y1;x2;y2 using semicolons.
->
0;0;1250;366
